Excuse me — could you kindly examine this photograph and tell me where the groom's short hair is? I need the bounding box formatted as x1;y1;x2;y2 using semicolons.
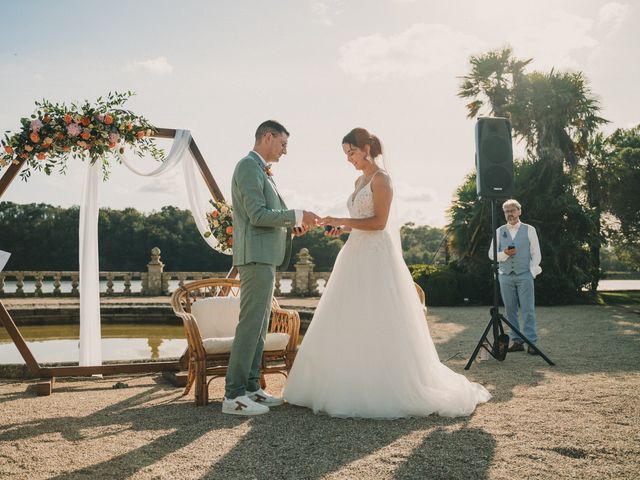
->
255;120;289;141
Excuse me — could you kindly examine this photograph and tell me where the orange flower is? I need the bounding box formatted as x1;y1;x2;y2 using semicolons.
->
64;114;73;124
43;114;51;124
80;116;91;127
104;114;113;125
43;137;53;147
56;132;65;140
30;132;40;143
226;226;233;235
135;130;145;139
228;238;233;247
63;146;71;152
3;145;13;154
212;210;219;218
109;142;116;149
127;122;133;131
37;152;46;161
81;131;91;140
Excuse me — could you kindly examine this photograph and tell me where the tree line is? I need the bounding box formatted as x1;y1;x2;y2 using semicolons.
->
0;202;446;273
421;46;639;305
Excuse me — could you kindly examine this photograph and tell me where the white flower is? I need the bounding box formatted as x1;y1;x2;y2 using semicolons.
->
213;220;219;228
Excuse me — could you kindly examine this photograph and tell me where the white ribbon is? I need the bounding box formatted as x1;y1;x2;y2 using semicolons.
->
78;129;221;366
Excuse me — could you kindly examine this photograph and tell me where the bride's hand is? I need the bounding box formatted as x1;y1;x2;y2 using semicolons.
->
320;216;338;226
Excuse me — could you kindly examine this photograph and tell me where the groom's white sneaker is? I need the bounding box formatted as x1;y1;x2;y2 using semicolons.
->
222;395;269;416
247;388;284;407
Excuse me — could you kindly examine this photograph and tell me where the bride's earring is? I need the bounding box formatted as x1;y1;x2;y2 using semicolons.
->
365;155;372;161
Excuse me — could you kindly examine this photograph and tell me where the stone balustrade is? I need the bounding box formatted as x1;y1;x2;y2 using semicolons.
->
0;247;329;298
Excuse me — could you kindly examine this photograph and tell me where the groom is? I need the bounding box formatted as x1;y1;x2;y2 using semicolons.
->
223;120;319;416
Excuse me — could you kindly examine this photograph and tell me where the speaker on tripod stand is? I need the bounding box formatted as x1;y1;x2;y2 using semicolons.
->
475;116;514;199
465;117;555;369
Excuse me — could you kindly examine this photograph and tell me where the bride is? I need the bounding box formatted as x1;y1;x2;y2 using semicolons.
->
283;127;491;418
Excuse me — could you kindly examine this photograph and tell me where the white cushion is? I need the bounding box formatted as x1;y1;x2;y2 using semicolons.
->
203;332;290;354
190;296;241;338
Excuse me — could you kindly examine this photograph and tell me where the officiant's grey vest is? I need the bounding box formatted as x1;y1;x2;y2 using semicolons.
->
498;224;531;275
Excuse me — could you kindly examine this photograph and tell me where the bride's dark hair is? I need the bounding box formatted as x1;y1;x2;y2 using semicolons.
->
342;128;382;158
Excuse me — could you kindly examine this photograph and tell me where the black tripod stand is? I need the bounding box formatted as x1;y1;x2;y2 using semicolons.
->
464;199;555;370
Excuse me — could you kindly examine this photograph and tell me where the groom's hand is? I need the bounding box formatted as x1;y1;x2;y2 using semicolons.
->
302;210;320;227
293;225;310;236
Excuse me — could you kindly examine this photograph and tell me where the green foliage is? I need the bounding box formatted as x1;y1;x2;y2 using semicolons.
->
0;202;232;272
603;126;640;248
453;46;611;304
400;223;447;265
447;161;595;304
409;264;459;306
0;91;163;181
291;227;344;272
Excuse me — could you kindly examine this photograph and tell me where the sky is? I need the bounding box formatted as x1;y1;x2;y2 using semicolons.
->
1;0;638;227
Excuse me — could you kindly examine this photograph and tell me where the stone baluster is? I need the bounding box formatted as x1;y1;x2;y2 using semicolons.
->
34;273;44;296
274;274;282;296
15;272;25;297
123;273;132;295
53;272;62;295
106;272;114;295
71;273;79;296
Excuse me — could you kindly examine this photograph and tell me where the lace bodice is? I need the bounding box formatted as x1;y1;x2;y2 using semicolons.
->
347;181;375;219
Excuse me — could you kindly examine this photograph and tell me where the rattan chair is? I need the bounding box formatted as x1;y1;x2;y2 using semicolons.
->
170;278;300;406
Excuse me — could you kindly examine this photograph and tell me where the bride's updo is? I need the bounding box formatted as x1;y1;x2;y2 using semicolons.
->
342;128;383;159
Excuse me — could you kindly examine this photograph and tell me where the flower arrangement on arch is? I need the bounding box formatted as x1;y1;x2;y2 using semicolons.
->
204;199;233;255
1;91;164;180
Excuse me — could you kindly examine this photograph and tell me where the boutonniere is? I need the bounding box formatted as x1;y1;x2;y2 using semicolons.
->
263;163;273;177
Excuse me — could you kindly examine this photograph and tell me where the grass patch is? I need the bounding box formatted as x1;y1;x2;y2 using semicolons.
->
598;291;640;305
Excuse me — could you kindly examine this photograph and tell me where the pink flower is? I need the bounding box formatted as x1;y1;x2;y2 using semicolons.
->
30;119;43;132
108;132;120;143
67;123;81;137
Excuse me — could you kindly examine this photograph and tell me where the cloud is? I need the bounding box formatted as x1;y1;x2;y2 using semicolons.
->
394;183;438;225
126;56;174;75
311;1;342;27
509;10;597;70
597;2;629;35
338;23;486;80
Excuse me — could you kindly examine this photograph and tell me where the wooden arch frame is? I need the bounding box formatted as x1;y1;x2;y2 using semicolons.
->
0;128;234;393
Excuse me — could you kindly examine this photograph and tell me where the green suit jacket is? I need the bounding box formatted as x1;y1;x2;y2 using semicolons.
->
231;151;296;269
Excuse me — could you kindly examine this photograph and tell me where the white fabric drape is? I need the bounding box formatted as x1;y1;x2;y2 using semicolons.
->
118;129;191;177
78;128;220;366
79;161;102;366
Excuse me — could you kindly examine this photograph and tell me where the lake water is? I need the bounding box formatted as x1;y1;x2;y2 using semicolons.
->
0;324;187;364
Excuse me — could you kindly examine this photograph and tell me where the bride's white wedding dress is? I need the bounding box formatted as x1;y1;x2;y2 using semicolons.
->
283;173;491;418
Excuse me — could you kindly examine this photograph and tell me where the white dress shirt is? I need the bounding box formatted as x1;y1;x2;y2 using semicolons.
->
488;221;542;277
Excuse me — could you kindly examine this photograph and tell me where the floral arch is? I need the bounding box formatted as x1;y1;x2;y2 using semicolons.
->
0;93;228;394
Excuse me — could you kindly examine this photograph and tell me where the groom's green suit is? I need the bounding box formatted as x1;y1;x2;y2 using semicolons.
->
225;151;296;399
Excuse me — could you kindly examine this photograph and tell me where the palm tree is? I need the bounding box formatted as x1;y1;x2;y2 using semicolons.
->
451;47;609;300
457;46;531;120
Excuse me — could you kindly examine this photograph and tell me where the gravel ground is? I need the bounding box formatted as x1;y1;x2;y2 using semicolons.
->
1;304;639;479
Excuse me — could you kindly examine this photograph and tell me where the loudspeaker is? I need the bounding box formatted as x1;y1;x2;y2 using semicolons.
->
475;117;514;199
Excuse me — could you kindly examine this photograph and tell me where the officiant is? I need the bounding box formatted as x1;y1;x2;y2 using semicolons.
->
488;199;542;355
